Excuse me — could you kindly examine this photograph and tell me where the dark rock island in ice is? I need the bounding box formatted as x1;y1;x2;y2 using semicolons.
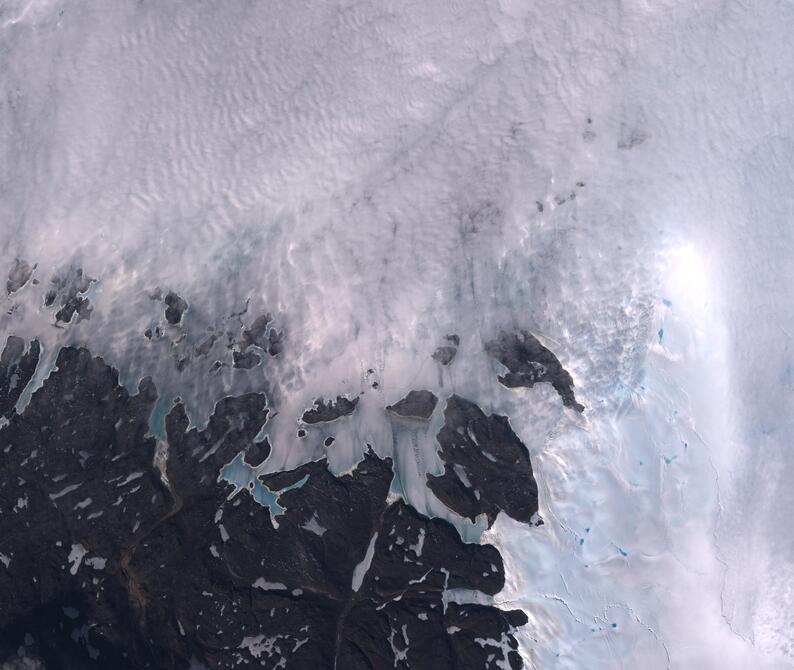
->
486;330;584;412
301;395;360;425
386;390;438;421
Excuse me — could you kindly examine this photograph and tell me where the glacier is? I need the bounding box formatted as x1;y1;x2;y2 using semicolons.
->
2;0;793;668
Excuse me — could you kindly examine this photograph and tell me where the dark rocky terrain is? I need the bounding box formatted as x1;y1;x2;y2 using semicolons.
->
6;259;35;297
427;395;539;527
0;332;570;669
164;291;189;325
386;390;438;421
301;395;360;425
432;335;460;366
43;267;95;325
486;330;584;412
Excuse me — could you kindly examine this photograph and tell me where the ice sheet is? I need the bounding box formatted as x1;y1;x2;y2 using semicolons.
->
2;1;793;667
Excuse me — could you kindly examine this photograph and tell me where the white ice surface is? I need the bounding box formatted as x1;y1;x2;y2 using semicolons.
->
2;1;793;667
352;532;379;593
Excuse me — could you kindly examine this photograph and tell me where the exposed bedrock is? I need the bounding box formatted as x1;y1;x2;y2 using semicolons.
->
0;344;529;669
164;291;188;325
485;330;584;412
232;348;262;370
432;334;460;366
241;313;273;350
301;395;360;424
6;258;34;296
427;394;539;527
43;266;95;325
386;390;438;421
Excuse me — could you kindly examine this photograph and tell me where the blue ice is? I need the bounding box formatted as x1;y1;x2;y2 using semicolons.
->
219;453;308;517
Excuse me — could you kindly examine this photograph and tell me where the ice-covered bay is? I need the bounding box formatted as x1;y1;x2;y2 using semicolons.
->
2;0;793;667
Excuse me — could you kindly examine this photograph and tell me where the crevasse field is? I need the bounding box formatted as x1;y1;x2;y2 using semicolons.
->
2;0;793;668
